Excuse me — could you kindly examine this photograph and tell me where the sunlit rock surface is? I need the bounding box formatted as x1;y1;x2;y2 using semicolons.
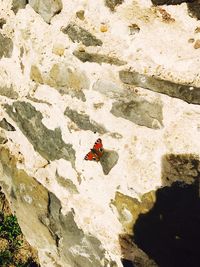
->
1;0;200;266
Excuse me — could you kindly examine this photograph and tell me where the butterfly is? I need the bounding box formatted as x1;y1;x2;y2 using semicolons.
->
84;138;104;162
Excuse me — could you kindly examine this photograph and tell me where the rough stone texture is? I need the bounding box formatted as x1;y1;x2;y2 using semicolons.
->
105;0;124;11
0;33;13;59
74;50;127;66
119;70;200;105
111;99;163;129
64;107;107;134
0;118;16;131
2;0;200;266
29;0;63;23
11;0;27;14
0;86;19;99
5;101;76;167
62;23;103;46
188;1;200;20
151;0;187;5
0;18;6;28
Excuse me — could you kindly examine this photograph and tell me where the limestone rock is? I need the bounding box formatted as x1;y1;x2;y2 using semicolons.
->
28;0;63;23
119;70;200;105
105;0;124;11
0;18;6;29
73;50;127;66
64;107;107;134
0;118;16;131
0;85;18;99
5;101;76;167
11;0;27;14
62;23;103;46
0;33;13;59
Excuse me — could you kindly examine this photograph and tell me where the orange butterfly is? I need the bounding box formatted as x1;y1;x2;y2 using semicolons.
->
84;138;104;162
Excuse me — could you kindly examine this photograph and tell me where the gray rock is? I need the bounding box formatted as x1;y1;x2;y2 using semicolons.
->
119;70;200;105
0;85;18;99
29;0;63;23
5;101;76;167
62;23;103;46
111;99;163;129
73;50;127;66
0;33;13;59
65;107;107;134
100;150;119;175
47;193;113;267
56;174;78;193
0;118;16;131
11;0;27;14
0;130;8;144
105;0;124;11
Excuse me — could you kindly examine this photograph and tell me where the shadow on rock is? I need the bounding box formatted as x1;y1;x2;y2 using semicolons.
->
132;153;200;267
100;150;119;175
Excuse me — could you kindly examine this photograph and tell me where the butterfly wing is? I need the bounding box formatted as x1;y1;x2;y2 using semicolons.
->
84;150;100;161
93;138;104;158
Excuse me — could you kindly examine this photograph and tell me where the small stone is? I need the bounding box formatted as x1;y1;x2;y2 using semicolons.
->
195;27;200;33
30;65;43;84
188;38;195;43
28;0;63;23
0;33;13;59
0;18;6;29
76;10;85;20
0;118;16;131
105;0;124;11
128;24;140;35
52;43;65;56
100;24;108;32
194;39;200;49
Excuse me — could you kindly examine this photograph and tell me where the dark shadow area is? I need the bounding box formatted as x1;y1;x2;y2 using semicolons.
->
121;259;135;267
133;153;200;267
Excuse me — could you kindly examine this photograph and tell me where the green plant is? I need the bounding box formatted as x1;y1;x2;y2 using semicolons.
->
0;214;22;242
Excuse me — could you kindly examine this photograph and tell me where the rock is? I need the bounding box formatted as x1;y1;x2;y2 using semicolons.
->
5;101;76;167
188;1;200;20
194;39;200;49
11;0;27;14
0;85;19;99
0;18;6;29
30;65;44;84
105;0;124;11
0;118;16;131
128;24;140;35
62;23;103;46
76;10;85;20
111;99;163;129
100;150;119;175
0;130;8;144
56;174;78;193
52;43;65;56
28;0;63;23
119;70;200;105
64;107;107;134
73;50;127;66
0;33;13;59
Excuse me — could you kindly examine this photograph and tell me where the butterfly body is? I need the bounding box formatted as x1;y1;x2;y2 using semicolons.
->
84;138;104;162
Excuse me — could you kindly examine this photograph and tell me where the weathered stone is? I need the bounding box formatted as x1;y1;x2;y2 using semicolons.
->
76;10;85;20
194;39;200;49
0;86;18;99
30;65;44;84
119;234;158;267
0;18;6;29
73;50;127;66
128;24;140;35
0;118;16;131
5;101;76;167
46;193;112;267
112;191;155;234
111;99;163;129
64;107;107;134
56;174;78;193
105;0;124;11
100;150;119;175
0;33;13;59
28;0;63;23
187;1;200;20
11;0;27;14
161;154;199;186
119;70;200;105
0;130;8;144
62;23;103;46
